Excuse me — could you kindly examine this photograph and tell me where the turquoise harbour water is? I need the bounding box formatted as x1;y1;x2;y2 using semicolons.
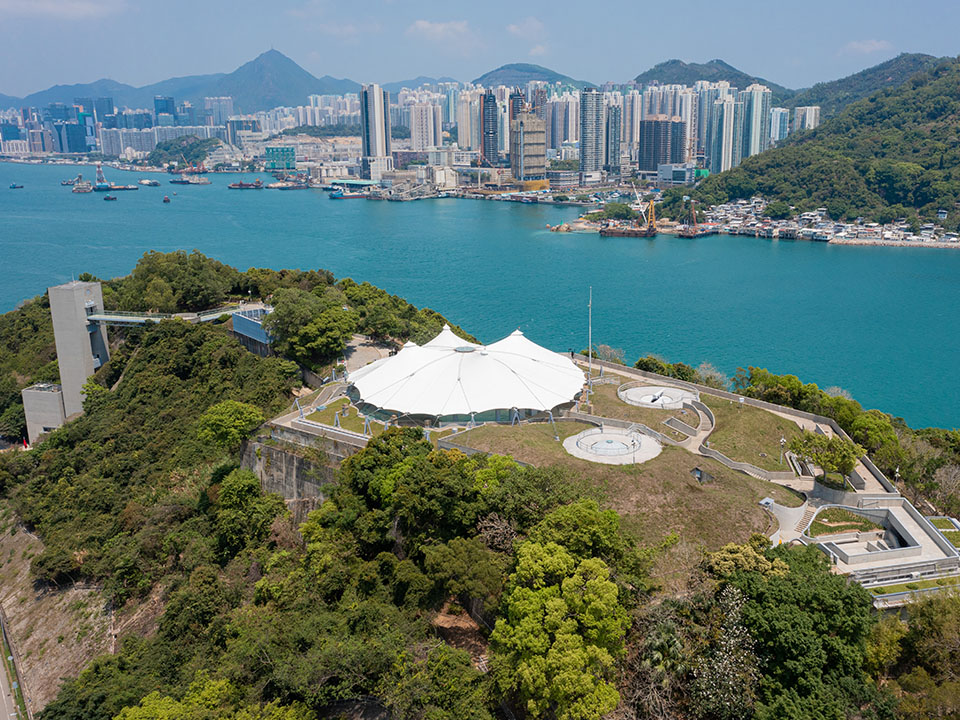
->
2;161;959;428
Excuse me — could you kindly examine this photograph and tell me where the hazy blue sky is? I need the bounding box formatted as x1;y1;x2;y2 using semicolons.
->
1;0;958;97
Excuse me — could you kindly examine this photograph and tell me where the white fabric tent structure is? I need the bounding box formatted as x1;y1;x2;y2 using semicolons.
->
347;326;585;418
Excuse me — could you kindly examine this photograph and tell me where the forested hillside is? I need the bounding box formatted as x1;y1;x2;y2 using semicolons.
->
674;58;960;225
0;251;471;444
785;52;941;117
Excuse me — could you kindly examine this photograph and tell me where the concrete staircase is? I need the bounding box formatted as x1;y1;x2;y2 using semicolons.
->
795;504;817;533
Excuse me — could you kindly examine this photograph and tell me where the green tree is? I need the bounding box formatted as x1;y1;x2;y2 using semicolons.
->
490;541;628;720
763;200;792;220
197;400;265;452
214;469;286;558
788;431;863;481
378;644;493;720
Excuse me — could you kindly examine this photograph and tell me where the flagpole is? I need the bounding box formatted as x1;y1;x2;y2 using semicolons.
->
588;286;592;390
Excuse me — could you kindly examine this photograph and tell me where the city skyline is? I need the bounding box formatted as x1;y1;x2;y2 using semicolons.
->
1;0;958;98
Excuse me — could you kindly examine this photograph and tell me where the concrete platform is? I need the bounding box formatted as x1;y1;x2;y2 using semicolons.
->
563;426;662;465
621;384;697;409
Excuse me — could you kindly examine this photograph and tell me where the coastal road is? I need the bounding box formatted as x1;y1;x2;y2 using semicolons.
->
0;646;17;720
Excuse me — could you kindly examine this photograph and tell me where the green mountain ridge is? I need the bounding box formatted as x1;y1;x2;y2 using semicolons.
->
784;52;942;117
673;57;960;224
472;62;591;89
633;58;793;104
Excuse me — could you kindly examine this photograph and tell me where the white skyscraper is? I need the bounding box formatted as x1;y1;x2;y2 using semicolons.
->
410;103;442;150
770;107;790;144
739;84;772;159
709;98;744;174
579;88;604;176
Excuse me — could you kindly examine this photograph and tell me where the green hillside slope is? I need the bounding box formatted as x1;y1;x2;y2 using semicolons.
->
676;58;960;225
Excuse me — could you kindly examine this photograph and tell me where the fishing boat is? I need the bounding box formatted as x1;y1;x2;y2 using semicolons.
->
162;196;171;203
139;178;160;186
227;179;263;190
103;194;117;201
9;183;23;189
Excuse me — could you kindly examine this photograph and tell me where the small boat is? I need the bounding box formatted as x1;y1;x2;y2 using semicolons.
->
329;189;365;199
103;194;117;201
228;179;263;190
139;178;160;186
9;183;23;189
169;174;210;185
61;176;78;186
162;195;171;203
72;181;92;193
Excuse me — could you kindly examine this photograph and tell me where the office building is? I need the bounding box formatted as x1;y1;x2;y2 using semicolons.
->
708;98;744;174
508;89;525;122
578;87;603;177
204;97;235;126
638;116;685;172
604;104;621;176
739;84;771;159
154;96;176;122
480;90;499;164
93;97;115;123
360;83;393;180
509;112;546;185
794;106;821;132
770;107;790;143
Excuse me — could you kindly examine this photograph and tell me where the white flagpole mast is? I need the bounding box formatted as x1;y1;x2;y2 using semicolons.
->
588;286;593;390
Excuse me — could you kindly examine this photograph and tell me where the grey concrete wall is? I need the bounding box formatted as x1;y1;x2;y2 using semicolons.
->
21;384;65;444
48;281;108;418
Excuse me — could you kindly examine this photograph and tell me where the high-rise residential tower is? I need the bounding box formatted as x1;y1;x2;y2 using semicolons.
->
793;106;821;132
579;88;604;177
708;98;744;174
770;107;790;144
604;104;622;177
739;84;771;159
360;83;393;180
480;91;499;164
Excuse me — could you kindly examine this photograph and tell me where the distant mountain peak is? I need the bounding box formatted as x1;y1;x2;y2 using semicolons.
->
473;63;591;89
634;58;792;102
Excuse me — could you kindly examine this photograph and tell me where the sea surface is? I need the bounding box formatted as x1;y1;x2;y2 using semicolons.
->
2;161;959;428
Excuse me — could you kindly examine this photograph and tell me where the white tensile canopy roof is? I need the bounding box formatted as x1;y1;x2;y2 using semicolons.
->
348;325;585;417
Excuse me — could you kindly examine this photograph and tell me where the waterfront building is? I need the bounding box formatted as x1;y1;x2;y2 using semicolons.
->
657;161;697;186
770;107;790;143
604;104;622;177
739;84;771;159
579;87;603;180
794;105;821;132
638;115;685;172
480;90;499;165
708;97;744;174
509;112;547;185
360;83;393;181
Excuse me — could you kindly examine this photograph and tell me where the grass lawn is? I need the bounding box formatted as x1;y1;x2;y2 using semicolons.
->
701;394;801;471
586;381;697;441
808;507;882;537
930;517;957;530
942;530;960;548
454;421;802;591
870;576;960;595
306;397;383;436
306;399;455;447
